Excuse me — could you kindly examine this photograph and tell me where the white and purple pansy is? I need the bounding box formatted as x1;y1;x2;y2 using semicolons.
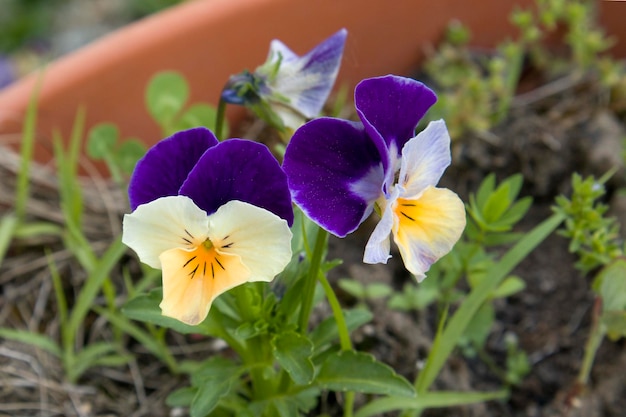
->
122;127;293;325
221;29;347;130
282;75;466;281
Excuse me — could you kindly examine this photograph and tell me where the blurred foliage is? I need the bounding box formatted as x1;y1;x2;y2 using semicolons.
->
0;0;184;54
553;172;624;274
423;0;623;138
0;0;63;53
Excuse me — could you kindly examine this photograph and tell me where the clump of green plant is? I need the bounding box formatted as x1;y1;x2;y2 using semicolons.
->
423;0;624;137
553;172;626;398
554;172;624;273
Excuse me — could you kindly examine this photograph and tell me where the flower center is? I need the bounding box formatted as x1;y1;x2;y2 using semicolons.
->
182;239;225;280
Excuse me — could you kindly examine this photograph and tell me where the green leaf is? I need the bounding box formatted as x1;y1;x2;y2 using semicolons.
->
86;123;118;159
354;389;509;417
316;351;415;397
602;310;626;341
96;307;178;373
15;76;40;222
493;196;532;229
271;331;314;385
492;276;526;298
115;139;146;174
0;328;61;357
122;288;219;336
338;279;366;299
505;173;524;200
187;357;241;417
475;173;496;209
310;308;372;349
388;282;439;311
146;71;189;127
461;302;495;351
258;387;320;417
166;387;197;407
365;283;394;299
176;103;225;135
593;259;626;311
235;320;268;339
13;221;62;239
191;376;234;417
483;181;513;224
0;213;18;265
66;238;127;340
69;342;127;381
191;356;241;385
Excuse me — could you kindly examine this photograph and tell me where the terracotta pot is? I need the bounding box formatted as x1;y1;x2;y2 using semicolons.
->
0;0;622;164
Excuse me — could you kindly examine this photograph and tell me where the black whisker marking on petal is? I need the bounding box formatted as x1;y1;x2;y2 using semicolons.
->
183;256;197;268
215;257;225;270
211;262;215;279
222;242;233;248
203;261;207;277
189;265;199;279
185;229;194;239
181;237;193;245
400;211;415;221
401;203;416;207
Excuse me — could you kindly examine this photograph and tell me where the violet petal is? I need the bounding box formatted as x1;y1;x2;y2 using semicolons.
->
282;117;383;237
128;127;218;210
355;75;437;158
179;139;294;225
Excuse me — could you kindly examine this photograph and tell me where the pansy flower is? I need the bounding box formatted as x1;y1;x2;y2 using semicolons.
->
282;75;466;280
221;29;347;131
122;127;294;325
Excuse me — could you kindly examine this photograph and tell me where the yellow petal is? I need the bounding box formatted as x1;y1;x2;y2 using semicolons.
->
159;244;250;325
207;200;293;282
393;186;466;281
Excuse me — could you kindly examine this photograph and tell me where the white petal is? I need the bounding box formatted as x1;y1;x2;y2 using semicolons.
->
271;68;325;117
398;120;451;196
267;39;300;64
122;196;209;269
207;201;293;282
363;189;399;265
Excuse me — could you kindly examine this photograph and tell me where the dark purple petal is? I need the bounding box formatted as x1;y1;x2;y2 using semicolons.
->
128;127;218;210
355;75;437;159
179;139;294;225
282;118;384;237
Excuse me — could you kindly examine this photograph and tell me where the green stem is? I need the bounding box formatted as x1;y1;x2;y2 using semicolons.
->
298;227;328;333
577;296;606;386
317;273;352;351
317;255;355;417
215;98;227;141
231;285;274;400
